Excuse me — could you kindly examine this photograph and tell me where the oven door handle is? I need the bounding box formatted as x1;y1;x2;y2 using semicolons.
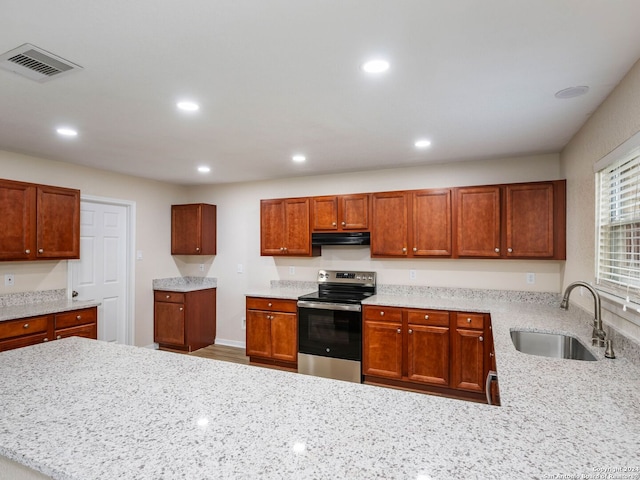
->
297;301;362;312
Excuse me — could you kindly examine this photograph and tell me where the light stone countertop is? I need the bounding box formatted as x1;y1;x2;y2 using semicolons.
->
1;292;640;479
0;298;101;323
152;276;217;292
246;286;316;300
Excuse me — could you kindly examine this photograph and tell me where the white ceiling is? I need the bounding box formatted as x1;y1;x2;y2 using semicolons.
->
2;1;640;186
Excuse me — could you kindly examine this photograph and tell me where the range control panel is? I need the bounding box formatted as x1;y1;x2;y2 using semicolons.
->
317;270;376;285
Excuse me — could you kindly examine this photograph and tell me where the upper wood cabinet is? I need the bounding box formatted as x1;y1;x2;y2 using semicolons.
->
311;194;369;231
171;203;217;255
371;189;452;257
260;198;319;256
454;180;566;259
0;179;80;261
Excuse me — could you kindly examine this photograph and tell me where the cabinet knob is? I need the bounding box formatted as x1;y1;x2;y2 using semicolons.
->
23;323;29;329
402;247;407;253
268;302;272;307
467;318;472;323
424;315;429;320
76;315;81;320
413;247;417;252
43;338;48;342
166;295;170;299
25;249;30;254
57;335;61;340
380;311;385;316
494;248;500;253
490;352;494;357
479;336;484;342
397;328;401;334
341;221;346;226
408;329;413;334
280;247;285;252
196;247;200;252
179;307;183;311
38;248;44;253
332;222;337;226
507;248;513;253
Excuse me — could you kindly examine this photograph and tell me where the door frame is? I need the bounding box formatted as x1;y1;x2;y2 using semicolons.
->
67;194;136;345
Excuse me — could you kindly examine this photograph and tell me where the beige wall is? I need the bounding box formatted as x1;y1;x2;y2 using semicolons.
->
560;57;640;341
187;153;563;346
0;150;188;346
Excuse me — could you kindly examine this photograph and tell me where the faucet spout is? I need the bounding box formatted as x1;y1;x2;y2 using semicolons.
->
560;281;606;347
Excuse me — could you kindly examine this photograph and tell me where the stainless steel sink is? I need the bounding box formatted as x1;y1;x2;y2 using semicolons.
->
510;330;597;361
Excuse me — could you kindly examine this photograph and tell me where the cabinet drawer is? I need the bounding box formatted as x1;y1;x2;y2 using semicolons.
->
0;333;50;352
456;312;485;330
55;323;97;340
246;297;297;313
407;309;449;327
363;305;403;323
154;291;185;304
55;308;97;329
0;316;49;341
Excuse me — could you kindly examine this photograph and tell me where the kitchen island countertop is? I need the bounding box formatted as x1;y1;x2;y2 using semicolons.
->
1;294;640;479
0;298;101;323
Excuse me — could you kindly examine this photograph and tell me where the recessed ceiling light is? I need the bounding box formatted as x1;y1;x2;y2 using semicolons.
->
554;86;589;99
362;59;390;74
292;154;306;163
56;127;78;137
414;139;432;149
177;101;200;112
197;166;211;173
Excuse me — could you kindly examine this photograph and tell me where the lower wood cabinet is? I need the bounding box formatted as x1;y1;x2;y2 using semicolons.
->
363;305;492;403
154;289;216;352
0;306;98;352
245;296;297;370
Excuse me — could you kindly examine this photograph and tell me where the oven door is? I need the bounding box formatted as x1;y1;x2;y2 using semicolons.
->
297;301;362;361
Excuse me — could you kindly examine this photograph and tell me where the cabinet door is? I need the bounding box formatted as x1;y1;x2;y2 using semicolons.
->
340;194;369;230
171;204;216;255
412;189;452;256
311;196;339;231
455;186;501;257
363;320;403;379
371;192;409;256
283;198;311;255
36;185;80;259
506;183;554;258
154;302;185;345
0;180;36;260
407;324;450;386
260;199;286;255
246;310;272;358
270;312;297;362
452;328;485;392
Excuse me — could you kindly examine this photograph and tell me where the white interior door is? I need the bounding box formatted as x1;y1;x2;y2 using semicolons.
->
70;198;132;344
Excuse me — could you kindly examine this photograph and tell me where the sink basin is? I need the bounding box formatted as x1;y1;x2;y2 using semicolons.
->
510;330;597;361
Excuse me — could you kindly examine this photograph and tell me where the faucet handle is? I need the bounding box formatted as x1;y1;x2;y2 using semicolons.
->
604;339;616;359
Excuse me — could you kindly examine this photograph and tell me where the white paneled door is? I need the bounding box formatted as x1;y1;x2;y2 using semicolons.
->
71;199;132;344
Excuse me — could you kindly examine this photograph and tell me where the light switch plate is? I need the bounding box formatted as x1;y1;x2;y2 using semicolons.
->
526;272;535;284
4;274;14;286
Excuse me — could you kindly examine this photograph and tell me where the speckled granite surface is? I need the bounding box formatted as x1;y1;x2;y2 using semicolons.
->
152;276;217;292
0;289;100;323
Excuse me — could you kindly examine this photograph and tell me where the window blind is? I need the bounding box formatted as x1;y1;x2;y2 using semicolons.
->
597;150;640;300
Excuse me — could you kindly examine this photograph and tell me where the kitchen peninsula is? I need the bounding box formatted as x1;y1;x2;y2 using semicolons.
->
1;294;639;479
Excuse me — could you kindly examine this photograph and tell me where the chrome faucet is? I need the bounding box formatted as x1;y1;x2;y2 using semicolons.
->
560;281;606;347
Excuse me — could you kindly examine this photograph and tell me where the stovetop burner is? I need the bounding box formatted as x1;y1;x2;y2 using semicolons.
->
298;270;376;304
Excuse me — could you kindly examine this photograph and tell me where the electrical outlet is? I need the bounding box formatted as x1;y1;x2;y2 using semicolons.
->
199;264;205;272
4;274;14;286
289;266;295;275
526;272;535;284
409;270;416;280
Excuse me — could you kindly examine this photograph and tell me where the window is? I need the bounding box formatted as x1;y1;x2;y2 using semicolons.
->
596;148;640;300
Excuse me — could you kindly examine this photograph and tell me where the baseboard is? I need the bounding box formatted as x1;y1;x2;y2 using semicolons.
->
215;338;246;349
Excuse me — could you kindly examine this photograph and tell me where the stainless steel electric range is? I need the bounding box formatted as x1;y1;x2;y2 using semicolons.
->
297;269;376;383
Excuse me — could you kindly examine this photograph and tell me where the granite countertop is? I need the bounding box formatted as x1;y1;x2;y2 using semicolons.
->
152;276;217;292
0;298;101;323
246;286;315;300
1;291;640;479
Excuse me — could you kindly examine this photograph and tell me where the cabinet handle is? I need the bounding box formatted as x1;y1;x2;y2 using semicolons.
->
341;221;346;226
479;336;484;342
43;338;48;342
408;329;413;334
23;323;29;329
57;335;61;340
424;314;429;320
38;248;44;253
332;222;337;226
76;315;81;320
396;328;401;333
280;247;285;252
268;302;272;307
196;247;200;252
402;247;407;253
467;318;472;323
494;248;500;253
413;247;417;252
166;295;170;299
380;311;385;316
507;248;513;253
179;307;183;311
490;352;494;358
25;249;30;254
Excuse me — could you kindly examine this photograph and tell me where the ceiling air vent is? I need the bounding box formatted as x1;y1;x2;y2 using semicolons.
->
0;43;83;82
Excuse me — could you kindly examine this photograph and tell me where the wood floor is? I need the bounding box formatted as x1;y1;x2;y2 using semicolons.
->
161;344;250;365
